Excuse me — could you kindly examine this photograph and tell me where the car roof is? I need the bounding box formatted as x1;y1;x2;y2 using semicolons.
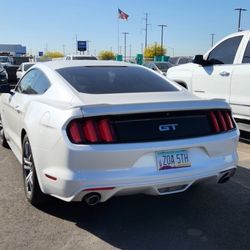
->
39;60;136;70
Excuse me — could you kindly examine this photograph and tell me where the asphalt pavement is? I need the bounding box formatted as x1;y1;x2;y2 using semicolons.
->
0;137;250;250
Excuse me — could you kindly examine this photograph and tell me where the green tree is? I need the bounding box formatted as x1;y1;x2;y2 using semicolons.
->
144;43;167;59
44;51;64;58
98;51;115;60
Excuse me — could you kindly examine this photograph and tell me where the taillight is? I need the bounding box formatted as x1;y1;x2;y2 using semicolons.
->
68;121;82;143
67;117;116;144
209;110;235;133
82;120;98;143
98;119;116;142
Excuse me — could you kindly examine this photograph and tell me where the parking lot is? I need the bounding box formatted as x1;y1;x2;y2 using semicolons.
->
0;135;249;250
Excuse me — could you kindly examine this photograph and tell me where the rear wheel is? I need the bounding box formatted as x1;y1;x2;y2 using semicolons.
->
0;116;9;148
22;135;46;205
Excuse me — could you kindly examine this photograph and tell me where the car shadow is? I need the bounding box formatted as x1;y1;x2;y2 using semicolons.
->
240;130;250;144
38;166;250;250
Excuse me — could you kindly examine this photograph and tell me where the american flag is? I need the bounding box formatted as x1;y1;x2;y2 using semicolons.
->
118;8;129;20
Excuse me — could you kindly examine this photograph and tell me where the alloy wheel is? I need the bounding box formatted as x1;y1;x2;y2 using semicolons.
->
23;139;34;199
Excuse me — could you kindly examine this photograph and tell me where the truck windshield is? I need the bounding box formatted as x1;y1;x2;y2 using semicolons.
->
0;57;9;63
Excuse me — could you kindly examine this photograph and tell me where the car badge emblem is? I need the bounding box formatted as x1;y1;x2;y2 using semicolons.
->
159;123;178;132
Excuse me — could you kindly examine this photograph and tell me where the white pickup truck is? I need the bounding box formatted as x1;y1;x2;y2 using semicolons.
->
167;30;250;131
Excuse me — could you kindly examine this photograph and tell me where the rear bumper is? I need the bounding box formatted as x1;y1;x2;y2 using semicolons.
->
47;163;237;202
33;130;239;202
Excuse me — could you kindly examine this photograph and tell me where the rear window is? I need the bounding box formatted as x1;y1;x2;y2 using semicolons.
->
72;56;97;60
56;66;178;94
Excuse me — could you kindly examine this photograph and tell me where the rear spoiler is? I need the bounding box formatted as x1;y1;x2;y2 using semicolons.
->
80;99;230;118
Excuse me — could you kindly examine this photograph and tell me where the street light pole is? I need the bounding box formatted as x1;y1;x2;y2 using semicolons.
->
210;33;215;47
158;24;167;55
144;13;150;49
235;8;247;31
122;32;129;61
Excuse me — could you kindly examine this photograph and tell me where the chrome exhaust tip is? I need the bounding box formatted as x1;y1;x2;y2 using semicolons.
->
218;168;236;184
83;192;101;206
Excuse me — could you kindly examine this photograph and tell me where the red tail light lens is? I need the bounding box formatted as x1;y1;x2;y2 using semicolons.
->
209;111;220;133
67;117;116;144
209;110;235;133
223;112;234;130
82;120;98;143
98;119;116;142
68;121;82;143
216;111;227;131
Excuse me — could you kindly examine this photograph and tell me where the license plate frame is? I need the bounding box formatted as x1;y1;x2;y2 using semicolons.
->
156;150;191;171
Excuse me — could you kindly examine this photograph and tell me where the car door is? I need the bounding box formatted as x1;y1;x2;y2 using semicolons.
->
191;35;243;101
2;69;41;154
230;37;250;121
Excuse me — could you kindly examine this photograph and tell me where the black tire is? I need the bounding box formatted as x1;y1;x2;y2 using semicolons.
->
22;135;46;205
0;117;9;148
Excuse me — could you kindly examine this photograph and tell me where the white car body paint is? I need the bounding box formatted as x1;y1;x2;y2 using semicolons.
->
0;60;239;203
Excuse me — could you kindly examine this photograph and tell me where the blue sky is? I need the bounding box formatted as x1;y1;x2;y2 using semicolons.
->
1;0;250;57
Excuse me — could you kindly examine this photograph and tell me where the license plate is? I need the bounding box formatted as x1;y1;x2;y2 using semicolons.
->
156;150;191;170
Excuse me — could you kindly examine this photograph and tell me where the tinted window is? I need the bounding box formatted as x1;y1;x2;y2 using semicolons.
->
178;58;189;64
16;70;39;94
0;57;9;63
32;71;50;94
207;36;243;64
16;69;50;95
56;66;178;94
72;56;97;60
168;57;178;64
24;63;35;71
155;63;171;72
242;40;250;63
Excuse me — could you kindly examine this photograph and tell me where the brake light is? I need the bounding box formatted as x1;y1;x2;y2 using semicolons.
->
98;119;116;142
216;111;227;131
224;112;234;130
209;111;220;133
82;120;98;143
67;117;116;144
68;121;82;143
209;110;235;133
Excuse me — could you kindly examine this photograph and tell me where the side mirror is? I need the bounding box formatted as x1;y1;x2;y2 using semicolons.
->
0;84;11;93
193;55;205;65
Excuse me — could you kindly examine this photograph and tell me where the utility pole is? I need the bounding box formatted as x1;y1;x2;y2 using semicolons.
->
210;33;215;47
158;24;167;55
122;32;129;61
235;8;247;31
144;13;150;49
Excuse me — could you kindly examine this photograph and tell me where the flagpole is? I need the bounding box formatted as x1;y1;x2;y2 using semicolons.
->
117;10;120;55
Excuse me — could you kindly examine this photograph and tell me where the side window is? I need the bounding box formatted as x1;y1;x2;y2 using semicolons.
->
16;70;39;94
242;40;250;63
32;71;51;94
179;58;188;64
207;36;243;65
16;69;50;95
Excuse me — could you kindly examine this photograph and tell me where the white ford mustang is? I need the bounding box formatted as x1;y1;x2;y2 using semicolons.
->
0;60;239;206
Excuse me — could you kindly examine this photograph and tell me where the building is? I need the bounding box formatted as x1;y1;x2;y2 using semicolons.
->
0;44;26;56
